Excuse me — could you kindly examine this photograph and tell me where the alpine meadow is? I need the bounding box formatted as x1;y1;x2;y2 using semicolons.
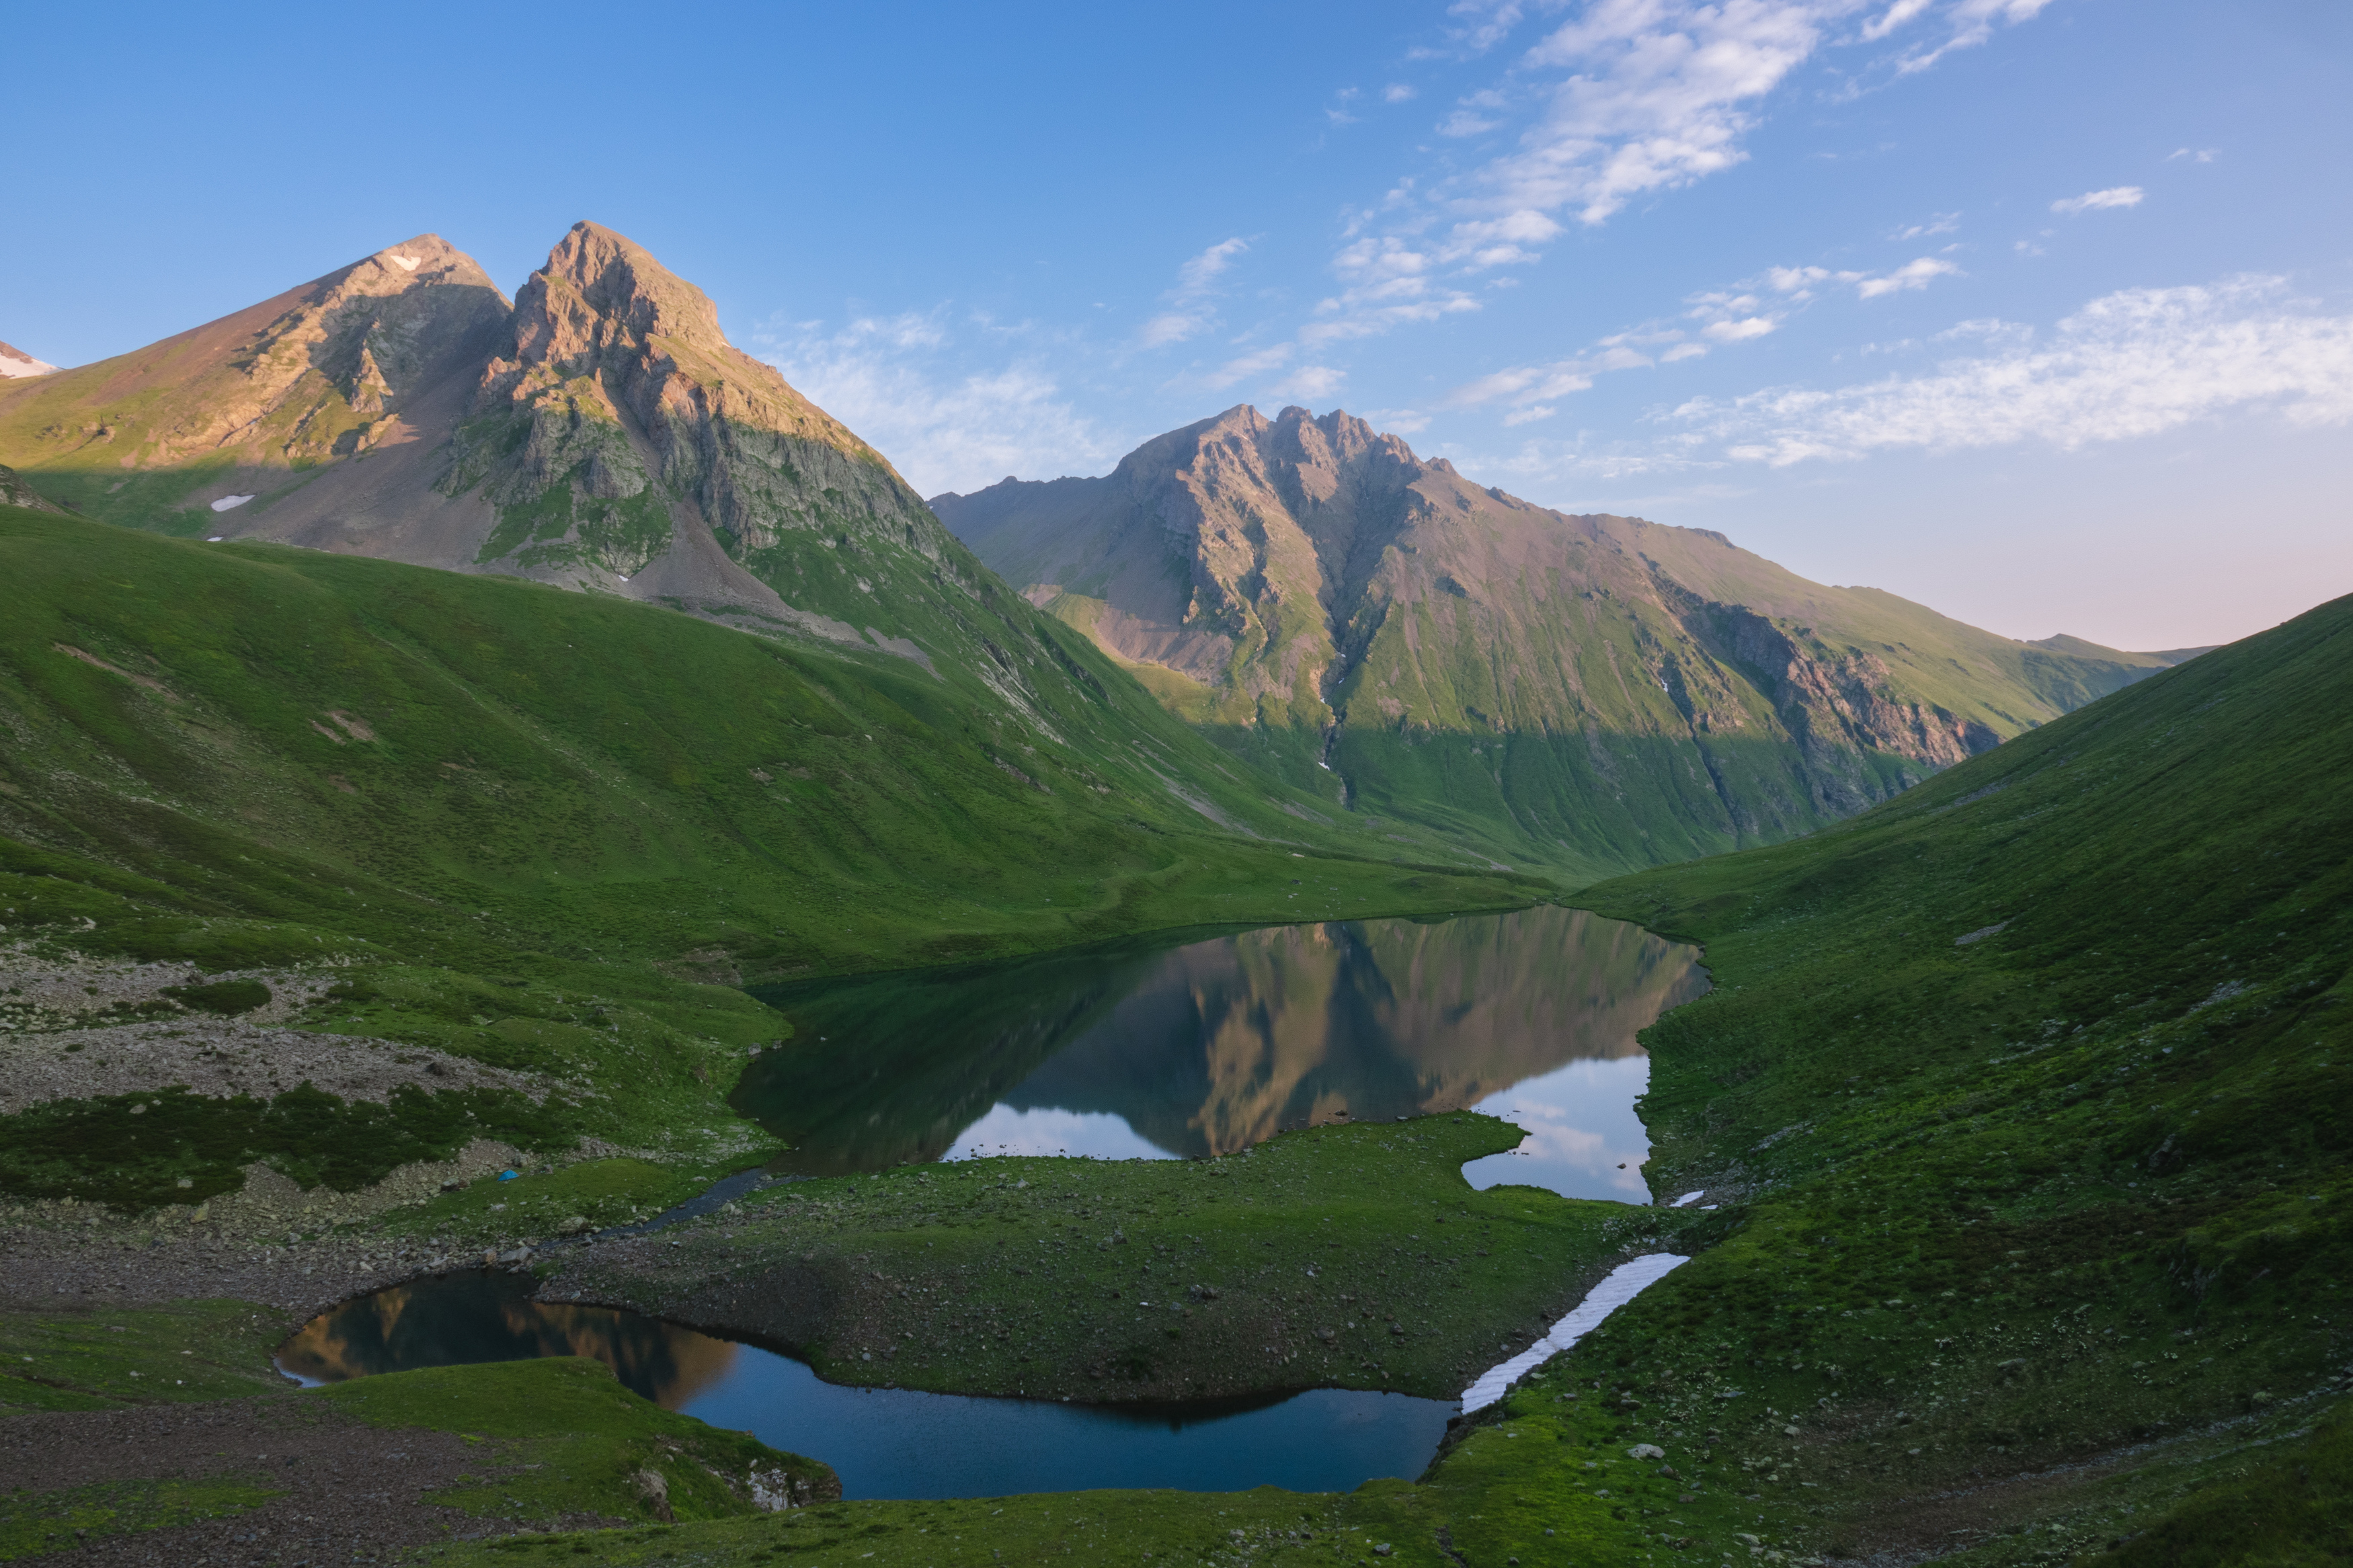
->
3;4;2348;1565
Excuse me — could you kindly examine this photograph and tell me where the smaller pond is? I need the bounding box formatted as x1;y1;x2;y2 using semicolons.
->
280;1272;1453;1500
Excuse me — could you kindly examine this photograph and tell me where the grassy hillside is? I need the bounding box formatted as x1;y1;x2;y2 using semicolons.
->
0;504;1536;1206
381;590;2351;1568
0;507;1531;976
1562;589;2353;1561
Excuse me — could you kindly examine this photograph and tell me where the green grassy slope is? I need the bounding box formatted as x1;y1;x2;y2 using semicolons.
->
0;503;1536;1206
1556;589;2353;1561
399;595;2350;1568
0;506;1532;980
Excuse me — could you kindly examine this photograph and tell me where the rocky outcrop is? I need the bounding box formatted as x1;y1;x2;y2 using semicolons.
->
938;405;1422;726
0;461;69;514
1655;585;2001;815
442;222;968;628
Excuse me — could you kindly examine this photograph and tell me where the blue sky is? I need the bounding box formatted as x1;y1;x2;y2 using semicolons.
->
9;0;2348;648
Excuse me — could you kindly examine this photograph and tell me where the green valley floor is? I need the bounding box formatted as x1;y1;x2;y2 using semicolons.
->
3;512;2347;1563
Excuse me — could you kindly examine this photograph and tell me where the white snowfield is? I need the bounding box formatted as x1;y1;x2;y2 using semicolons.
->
210;495;255;512
1671;1190;1706;1207
1459;1252;1690;1414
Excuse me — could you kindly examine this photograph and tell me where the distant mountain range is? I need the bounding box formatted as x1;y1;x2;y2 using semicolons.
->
0;236;2205;883
933;406;2206;879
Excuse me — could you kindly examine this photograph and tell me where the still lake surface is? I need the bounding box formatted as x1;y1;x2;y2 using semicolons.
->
739;905;1708;1202
280;1271;1453;1499
284;906;1704;1497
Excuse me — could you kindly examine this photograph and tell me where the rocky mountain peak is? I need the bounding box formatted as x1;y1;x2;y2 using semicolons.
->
509;221;728;372
936;405;2186;878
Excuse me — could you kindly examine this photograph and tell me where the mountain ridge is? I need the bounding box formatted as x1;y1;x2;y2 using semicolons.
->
0;226;1266;777
934;404;2197;878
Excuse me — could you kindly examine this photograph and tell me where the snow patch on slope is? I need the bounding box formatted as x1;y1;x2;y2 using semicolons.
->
1461;1252;1689;1413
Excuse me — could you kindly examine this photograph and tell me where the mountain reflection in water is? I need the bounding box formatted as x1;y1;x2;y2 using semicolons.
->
276;1270;737;1408
740;905;1706;1193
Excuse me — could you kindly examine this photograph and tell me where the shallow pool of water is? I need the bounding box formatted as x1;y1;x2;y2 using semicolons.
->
739;905;1706;1201
280;1272;1452;1499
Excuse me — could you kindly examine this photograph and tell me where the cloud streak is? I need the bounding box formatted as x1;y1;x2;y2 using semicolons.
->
755;313;1125;497
1411;0;2048;271
1673;277;2353;466
1139;237;1252;347
2050;185;2144;215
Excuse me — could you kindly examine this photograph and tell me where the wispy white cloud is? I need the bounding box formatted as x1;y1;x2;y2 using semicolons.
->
1274;364;1349;401
1138;237;1252;347
1359;0;2046;312
1885;0;2055;75
1363;406;1433;434
1856;255;1961;297
1177;238;1249;293
754;313;1125;496
1201;343;1297;389
1384;82;1419;103
1761;255;1957;300
1447;341;1661;408
1890;210;1961;240
2051;185;2144;215
1503;403;1559;425
1187;1;2047;411
1418;0;1534;60
1673;276;2353;465
2167;147;2218;163
1300;235;1482;346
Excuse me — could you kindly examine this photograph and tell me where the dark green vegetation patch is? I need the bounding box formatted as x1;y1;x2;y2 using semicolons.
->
0;1083;575;1210
158;977;270;1015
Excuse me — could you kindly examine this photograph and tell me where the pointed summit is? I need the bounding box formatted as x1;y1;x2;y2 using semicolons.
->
450;221;927;607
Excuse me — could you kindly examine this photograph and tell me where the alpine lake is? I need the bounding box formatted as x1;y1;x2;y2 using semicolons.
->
282;905;1707;1498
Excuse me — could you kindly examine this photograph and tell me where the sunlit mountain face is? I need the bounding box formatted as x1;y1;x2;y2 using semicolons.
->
738;905;1706;1183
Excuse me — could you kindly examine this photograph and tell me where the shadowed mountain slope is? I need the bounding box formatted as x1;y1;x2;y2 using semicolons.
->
935;405;2200;880
1571;587;2353;1563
